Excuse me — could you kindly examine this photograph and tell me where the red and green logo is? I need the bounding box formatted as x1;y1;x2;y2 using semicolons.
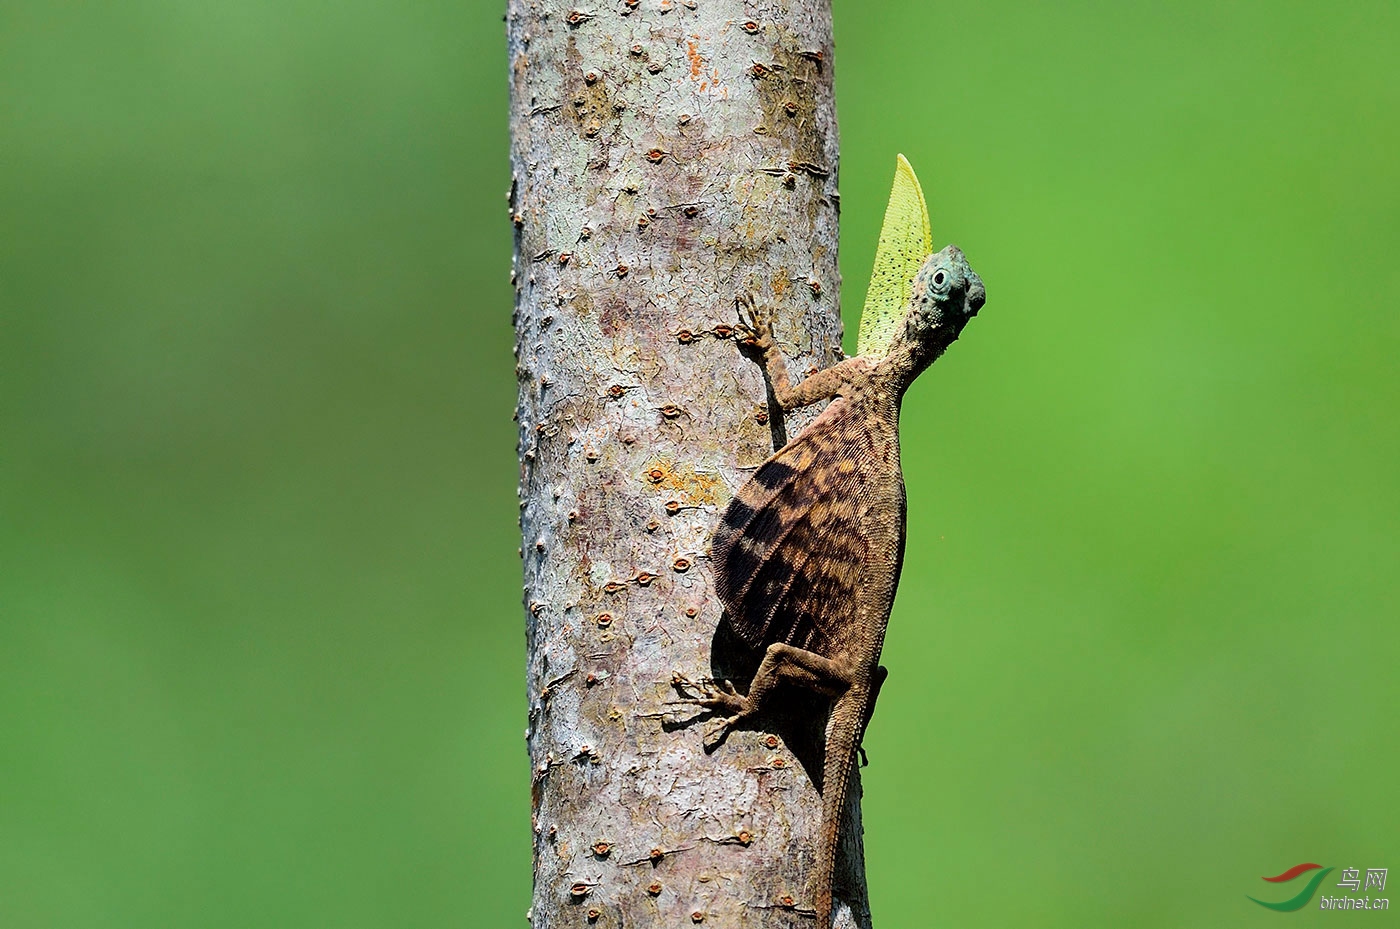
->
1249;863;1333;911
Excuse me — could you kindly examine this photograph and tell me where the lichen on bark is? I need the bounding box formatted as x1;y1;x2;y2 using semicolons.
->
509;0;868;925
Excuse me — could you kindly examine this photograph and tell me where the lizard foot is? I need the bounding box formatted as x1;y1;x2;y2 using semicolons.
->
674;678;748;716
673;679;751;750
734;295;774;351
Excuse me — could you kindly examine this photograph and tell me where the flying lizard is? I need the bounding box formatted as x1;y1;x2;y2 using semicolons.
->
680;155;986;928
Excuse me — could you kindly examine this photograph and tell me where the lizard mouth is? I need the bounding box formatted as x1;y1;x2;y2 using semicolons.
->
965;273;986;317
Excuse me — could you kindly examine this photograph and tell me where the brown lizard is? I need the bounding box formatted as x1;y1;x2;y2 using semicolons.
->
682;222;985;926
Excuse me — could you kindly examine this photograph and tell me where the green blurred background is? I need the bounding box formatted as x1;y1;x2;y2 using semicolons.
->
2;0;1396;925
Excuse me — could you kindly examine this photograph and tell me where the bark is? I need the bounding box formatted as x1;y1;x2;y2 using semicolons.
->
509;1;865;925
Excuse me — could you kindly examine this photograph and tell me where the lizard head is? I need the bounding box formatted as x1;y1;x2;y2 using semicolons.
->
856;156;985;377
906;245;985;343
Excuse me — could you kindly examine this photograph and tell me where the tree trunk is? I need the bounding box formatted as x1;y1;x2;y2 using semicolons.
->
508;1;865;926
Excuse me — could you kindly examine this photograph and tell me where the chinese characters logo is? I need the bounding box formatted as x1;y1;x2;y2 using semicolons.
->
1320;867;1389;911
1248;863;1389;912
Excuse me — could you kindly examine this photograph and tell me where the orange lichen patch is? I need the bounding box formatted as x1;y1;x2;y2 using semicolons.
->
688;39;726;96
639;458;725;505
687;39;704;79
771;265;790;297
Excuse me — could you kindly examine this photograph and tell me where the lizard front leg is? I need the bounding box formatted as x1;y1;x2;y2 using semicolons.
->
735;295;868;412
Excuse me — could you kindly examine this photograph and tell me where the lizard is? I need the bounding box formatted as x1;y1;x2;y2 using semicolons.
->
680;155;986;928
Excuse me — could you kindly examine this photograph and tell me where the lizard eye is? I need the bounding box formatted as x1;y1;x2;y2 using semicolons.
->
932;269;948;290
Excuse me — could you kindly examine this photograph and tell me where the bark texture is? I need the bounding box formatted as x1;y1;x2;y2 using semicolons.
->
509;1;866;925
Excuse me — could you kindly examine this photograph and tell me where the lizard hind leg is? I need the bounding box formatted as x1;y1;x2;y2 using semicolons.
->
691;642;854;751
743;642;855;721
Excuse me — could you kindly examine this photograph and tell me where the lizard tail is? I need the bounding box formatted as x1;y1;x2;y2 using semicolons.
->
812;690;865;929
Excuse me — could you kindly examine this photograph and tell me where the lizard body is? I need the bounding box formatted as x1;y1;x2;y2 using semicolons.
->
684;159;985;927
